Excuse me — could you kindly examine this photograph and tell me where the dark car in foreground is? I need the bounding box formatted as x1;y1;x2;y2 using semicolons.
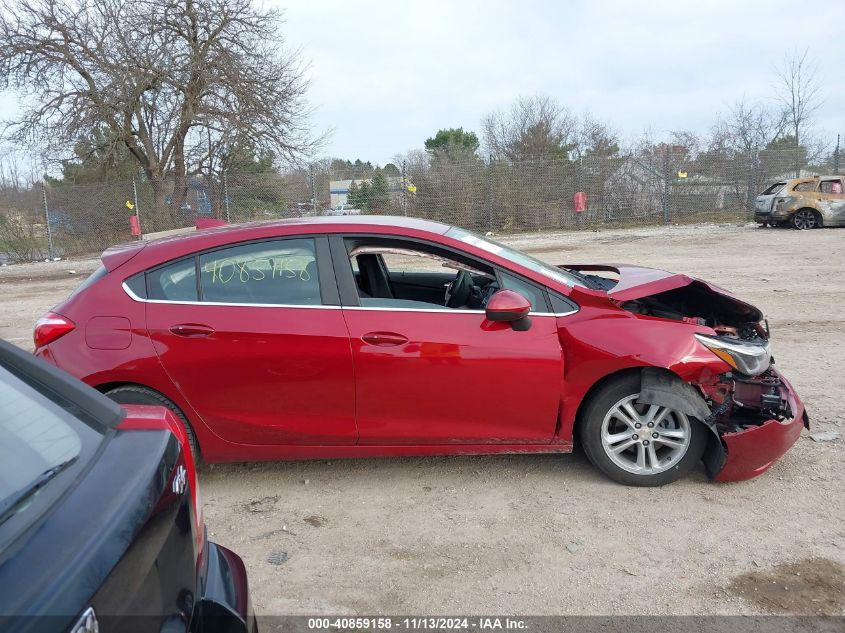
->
33;215;807;486
0;339;256;633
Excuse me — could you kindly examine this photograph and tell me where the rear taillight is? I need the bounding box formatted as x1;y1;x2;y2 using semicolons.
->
166;417;205;557
118;407;205;559
33;312;75;349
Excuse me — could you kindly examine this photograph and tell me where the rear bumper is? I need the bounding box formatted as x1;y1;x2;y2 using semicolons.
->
192;542;257;633
753;211;771;222
712;369;807;482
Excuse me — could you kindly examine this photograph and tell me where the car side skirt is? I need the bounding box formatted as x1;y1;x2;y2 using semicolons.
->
202;442;574;463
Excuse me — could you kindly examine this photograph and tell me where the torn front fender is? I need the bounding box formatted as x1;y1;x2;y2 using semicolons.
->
711;370;808;482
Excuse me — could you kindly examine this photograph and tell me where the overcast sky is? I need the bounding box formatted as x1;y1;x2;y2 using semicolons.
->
270;0;845;165
1;1;843;167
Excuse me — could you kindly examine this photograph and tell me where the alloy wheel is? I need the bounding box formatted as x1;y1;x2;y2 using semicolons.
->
600;394;691;475
792;209;817;230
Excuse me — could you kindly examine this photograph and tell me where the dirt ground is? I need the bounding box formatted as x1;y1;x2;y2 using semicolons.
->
1;222;844;616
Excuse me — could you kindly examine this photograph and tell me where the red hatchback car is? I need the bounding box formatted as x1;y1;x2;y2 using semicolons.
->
33;216;807;486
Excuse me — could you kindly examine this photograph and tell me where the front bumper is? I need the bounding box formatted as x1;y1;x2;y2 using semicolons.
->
753;211;771;223
192;542;258;633
712;369;807;482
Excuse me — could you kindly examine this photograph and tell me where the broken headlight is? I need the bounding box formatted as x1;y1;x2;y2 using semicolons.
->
694;333;771;376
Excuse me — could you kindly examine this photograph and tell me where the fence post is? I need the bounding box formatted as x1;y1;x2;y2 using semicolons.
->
132;176;141;238
41;182;54;260
486;155;494;233
223;172;231;222
747;148;759;219
401;160;407;216
834;134;841;174
661;151;670;225
309;164;317;216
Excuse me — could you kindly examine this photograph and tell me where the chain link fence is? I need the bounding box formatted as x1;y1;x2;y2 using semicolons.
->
0;146;839;263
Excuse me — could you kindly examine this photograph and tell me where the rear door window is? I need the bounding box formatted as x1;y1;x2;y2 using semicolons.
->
198;238;321;305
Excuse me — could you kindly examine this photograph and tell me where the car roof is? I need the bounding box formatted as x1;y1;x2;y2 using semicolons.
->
103;215;455;270
157;214;449;246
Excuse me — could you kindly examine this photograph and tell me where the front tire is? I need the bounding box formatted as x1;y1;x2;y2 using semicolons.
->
105;385;200;460
579;373;707;486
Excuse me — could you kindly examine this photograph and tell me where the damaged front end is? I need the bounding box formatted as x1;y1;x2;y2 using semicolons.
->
697;365;808;482
565;264;809;482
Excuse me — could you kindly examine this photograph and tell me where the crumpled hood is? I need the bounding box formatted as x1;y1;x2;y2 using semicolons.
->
564;264;764;323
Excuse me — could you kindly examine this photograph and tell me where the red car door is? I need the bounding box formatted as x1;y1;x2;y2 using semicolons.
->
334;236;564;445
144;236;357;446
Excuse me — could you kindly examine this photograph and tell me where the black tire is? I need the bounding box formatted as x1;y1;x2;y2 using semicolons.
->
105;385;200;460
791;208;821;230
579;373;707;486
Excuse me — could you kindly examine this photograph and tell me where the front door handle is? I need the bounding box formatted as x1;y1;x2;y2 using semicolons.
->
362;331;408;346
170;323;215;338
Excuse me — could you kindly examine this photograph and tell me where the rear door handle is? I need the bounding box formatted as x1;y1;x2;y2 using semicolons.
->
170;324;215;338
362;331;408;346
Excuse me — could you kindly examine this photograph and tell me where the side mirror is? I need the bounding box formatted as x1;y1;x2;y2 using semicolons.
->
485;289;532;331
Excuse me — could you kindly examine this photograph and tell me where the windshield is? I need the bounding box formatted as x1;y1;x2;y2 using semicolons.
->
445;227;587;288
0;366;82;519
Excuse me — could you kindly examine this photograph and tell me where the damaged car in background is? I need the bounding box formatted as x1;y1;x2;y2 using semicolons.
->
754;175;845;229
31;216;807;486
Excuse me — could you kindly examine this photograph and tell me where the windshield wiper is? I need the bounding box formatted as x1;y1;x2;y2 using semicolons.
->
0;458;77;526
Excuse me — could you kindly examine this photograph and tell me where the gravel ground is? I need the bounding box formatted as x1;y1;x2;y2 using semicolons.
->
1;222;844;615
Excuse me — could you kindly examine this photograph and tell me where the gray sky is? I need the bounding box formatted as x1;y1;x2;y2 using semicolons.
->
272;0;845;164
1;0;843;167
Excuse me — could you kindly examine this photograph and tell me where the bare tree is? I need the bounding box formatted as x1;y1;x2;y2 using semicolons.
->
0;0;318;228
775;48;822;149
710;98;787;155
482;94;577;162
573;113;620;160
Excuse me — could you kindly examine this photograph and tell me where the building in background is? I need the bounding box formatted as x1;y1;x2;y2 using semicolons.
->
329;177;404;207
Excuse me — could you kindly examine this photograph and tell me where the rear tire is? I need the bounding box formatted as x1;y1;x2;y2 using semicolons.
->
105;385;199;460
579;373;707;486
791;208;820;230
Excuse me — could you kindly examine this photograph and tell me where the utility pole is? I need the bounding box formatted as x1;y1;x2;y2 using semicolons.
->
834;134;841;174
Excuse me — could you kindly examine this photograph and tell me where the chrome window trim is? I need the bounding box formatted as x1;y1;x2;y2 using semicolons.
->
122;282;579;317
121;281;335;310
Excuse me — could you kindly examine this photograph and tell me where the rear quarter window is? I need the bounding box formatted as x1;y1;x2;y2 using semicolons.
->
761;182;786;195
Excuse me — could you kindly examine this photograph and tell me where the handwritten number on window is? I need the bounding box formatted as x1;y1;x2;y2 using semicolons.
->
203;257;312;284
